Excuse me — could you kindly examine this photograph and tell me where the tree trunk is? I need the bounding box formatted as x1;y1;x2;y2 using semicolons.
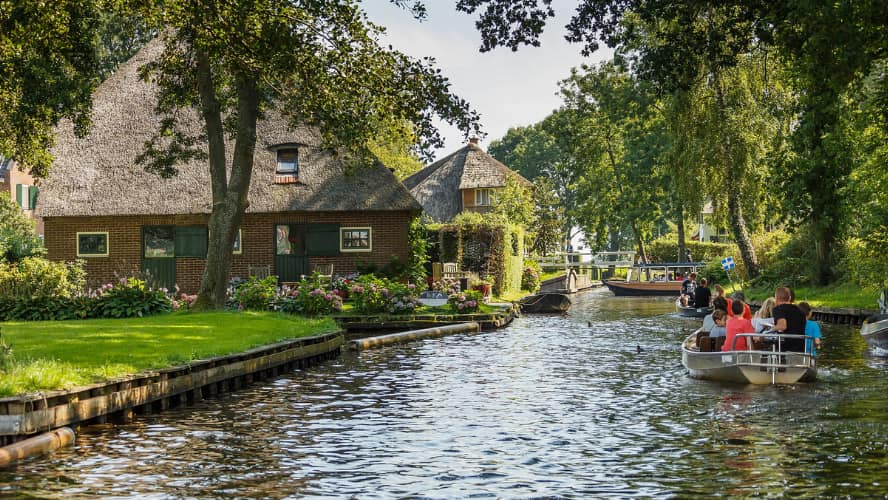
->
713;70;760;279
676;204;686;262
192;52;261;309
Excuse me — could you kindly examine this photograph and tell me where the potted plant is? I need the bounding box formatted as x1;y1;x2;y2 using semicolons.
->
471;276;493;298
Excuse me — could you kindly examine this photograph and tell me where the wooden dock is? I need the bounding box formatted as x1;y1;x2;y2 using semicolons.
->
0;332;343;446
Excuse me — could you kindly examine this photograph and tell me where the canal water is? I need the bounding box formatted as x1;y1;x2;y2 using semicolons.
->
3;289;887;498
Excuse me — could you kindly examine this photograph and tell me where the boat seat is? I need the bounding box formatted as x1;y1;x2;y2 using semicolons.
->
712;337;726;352
698;336;712;352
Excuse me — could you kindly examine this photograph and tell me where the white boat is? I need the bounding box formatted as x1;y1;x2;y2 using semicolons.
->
682;331;817;384
861;315;888;355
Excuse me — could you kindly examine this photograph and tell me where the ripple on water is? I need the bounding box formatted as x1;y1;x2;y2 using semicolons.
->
2;289;886;498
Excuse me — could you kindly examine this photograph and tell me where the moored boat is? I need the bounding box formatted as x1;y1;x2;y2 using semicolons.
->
604;261;704;297
682;331;817;384
861;314;888;355
675;298;712;318
518;293;571;313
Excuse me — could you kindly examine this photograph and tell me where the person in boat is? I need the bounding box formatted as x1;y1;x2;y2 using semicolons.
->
702;296;729;333
770;286;807;352
713;283;726;300
723;300;756;351
694;278;712;308
752;297;776;333
680;272;697;307
798;301;822;356
708;309;728;339
726;291;752;320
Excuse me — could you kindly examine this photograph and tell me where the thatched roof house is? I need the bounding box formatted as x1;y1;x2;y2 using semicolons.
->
38;38;421;292
403;138;530;222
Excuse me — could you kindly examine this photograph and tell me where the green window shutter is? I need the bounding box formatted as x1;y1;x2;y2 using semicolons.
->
16;184;23;208
29;185;38;209
306;224;340;256
175;226;208;258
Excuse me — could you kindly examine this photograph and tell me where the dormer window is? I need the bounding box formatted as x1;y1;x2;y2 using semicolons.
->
276;149;299;174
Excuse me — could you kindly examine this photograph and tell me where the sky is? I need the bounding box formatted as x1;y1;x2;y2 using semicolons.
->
361;1;613;162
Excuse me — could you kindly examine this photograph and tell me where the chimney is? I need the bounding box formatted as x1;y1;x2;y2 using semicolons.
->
468;137;479;146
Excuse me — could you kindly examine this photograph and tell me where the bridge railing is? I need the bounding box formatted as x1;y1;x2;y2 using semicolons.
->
530;251;636;269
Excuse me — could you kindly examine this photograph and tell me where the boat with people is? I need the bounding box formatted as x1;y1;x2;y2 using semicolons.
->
518;292;571;313
675;298;712;318
681;330;817;384
604;261;705;296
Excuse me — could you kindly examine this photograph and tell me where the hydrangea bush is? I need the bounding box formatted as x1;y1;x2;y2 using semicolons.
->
448;290;483;313
275;282;343;316
350;275;421;314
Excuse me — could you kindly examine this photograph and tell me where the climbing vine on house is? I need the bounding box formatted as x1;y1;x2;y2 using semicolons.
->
431;214;525;296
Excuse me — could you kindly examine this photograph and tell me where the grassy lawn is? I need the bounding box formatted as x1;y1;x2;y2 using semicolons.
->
0;311;339;397
744;282;880;310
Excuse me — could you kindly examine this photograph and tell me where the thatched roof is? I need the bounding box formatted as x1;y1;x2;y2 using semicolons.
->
38;38;420;217
402;141;530;222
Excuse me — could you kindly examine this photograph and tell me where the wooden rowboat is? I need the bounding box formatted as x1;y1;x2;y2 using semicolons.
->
518;293;571;313
682;331;817;385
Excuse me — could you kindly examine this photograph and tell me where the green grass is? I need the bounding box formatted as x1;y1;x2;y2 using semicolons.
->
744;282;880;309
0;311;339;397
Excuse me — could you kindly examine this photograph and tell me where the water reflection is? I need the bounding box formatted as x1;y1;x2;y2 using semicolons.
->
2;289;886;497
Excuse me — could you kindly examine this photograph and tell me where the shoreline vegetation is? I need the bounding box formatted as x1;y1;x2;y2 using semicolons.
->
0;311;338;398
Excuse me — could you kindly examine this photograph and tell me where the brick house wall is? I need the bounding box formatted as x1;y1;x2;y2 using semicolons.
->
44;210;413;293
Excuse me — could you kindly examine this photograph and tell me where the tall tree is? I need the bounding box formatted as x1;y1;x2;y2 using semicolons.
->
0;1;101;177
130;1;480;308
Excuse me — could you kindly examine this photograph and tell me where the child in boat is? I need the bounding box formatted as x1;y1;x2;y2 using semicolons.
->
797;301;822;356
702;297;729;333
726;291;753;320
708;309;728;339
752;297;776;333
723;300;755;351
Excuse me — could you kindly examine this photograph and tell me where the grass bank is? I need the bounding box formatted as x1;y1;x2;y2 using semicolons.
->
0;311;339;397
744;282;879;310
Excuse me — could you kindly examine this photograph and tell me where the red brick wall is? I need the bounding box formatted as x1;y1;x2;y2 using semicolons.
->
44;211;413;293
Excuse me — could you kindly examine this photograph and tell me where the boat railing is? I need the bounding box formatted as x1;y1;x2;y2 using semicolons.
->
725;333;815;367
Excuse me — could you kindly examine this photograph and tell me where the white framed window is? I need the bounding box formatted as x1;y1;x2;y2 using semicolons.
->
475;188;493;206
340;227;371;252
232;229;243;254
77;232;109;257
276;148;298;174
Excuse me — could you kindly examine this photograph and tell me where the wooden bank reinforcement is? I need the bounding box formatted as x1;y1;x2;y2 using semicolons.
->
0;331;344;464
348;322;482;351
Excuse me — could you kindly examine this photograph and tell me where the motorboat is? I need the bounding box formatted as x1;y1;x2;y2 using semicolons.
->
861;290;888;355
861;315;888;355
675;298;712;318
518;293;571;313
682;330;817;384
604;261;704;297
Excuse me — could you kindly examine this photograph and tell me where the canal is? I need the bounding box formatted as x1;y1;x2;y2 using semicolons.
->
3;289;887;497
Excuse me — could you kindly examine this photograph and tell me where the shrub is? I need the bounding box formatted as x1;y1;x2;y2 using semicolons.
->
0;327;11;370
448;290;483;313
0;257;85;300
349;274;421;314
275;282;342;316
92;278;172;318
0;192;44;262
521;261;541;291
231;276;278;311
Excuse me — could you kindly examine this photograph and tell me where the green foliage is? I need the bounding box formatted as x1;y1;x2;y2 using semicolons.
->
448;289;483;313
407;216;429;284
0;257;85;300
349;275;420;315
490;173;534;226
93;278;172;318
275;281;343;317
367;120;425;180
0;327;11;370
231;276;278;311
521;261;541;291
0;192;44;262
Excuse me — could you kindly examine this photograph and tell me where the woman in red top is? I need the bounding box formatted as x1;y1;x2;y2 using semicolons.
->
723;300;755;351
726;291;752;320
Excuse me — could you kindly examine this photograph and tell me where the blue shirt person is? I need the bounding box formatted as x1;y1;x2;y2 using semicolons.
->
798;302;823;356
